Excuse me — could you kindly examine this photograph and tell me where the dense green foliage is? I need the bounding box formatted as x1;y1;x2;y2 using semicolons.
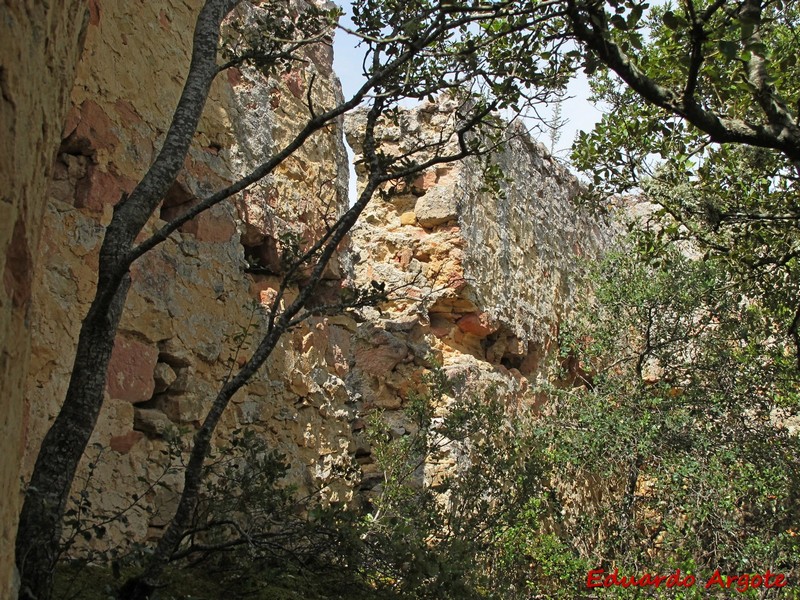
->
535;239;800;596
556;3;800;587
569;0;800;355
349;0;576;107
360;368;550;599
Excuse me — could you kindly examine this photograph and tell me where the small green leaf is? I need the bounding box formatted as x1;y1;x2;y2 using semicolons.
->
719;40;737;59
627;4;644;28
611;14;628;30
663;11;679;30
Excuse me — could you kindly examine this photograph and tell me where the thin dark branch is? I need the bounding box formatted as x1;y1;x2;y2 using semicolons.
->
565;0;800;160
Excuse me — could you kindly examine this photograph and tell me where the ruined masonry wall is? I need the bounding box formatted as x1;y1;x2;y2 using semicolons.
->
22;0;357;554
343;104;609;490
10;0;608;573
345;104;608;395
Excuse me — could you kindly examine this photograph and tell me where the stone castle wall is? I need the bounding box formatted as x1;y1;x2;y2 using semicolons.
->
22;0;357;554
4;0;608;589
344;104;609;476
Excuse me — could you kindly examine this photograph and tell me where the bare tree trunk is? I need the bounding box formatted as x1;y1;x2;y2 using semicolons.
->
15;281;130;600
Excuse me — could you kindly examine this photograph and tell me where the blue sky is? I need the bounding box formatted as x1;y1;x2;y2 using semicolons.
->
331;6;604;162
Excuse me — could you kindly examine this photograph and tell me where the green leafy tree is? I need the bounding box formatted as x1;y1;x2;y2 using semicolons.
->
565;0;800;354
538;238;800;594
361;366;559;599
554;0;800;582
567;0;800;163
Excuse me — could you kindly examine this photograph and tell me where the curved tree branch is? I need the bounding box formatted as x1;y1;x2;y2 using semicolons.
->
565;0;800;160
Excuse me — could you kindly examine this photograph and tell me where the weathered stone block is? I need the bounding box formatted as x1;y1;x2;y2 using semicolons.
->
179;207;237;243
399;211;417;226
68;100;119;154
153;362;177;393
75;165;135;212
158;338;194;368
415;187;458;227
107;335;159;403
156;393;206;424
411;170;437;194
133;408;173;437
235;399;264;425
354;327;407;375
456;312;498;337
109;431;144;454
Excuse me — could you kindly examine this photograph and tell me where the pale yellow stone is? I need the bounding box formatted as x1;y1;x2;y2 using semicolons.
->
400;211;417;226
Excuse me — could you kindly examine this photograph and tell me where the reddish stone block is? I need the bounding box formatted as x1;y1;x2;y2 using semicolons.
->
158;9;171;31
107;335;159;403
456;312;498;337
62;104;82;139
447;274;468;293
282;70;304;98
75;165;135;211
411;170;437;194
114;99;144;127
88;0;101;25
74;100;119;152
110;431;144;454
180;210;237;243
519;352;541;376
259;288;278;307
160;180;195;216
429;314;454;338
395;247;413;269
354;329;407;375
227;67;243;87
